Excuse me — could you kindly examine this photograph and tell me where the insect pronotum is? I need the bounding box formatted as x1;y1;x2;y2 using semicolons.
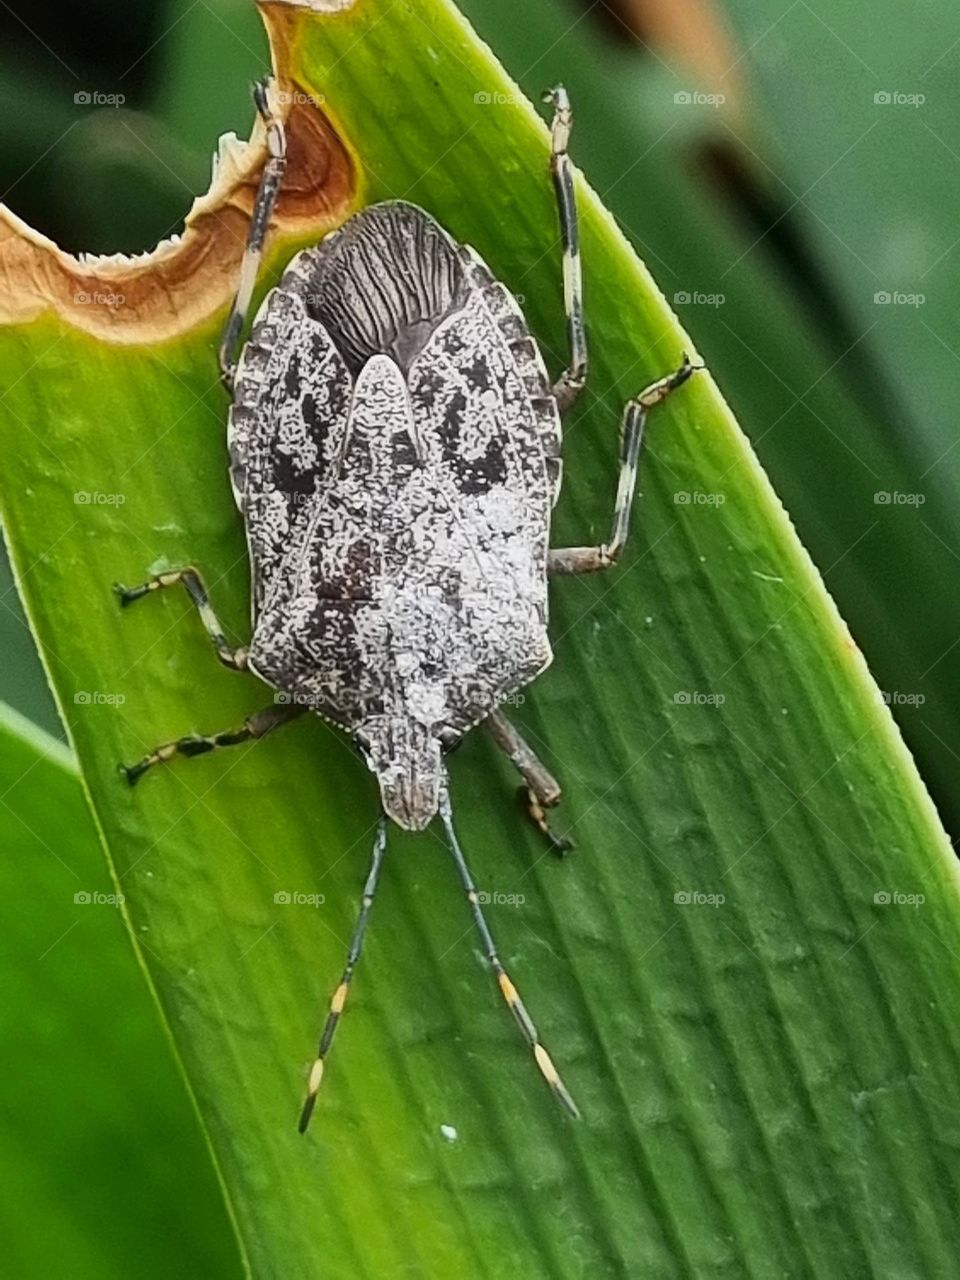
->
116;78;699;1130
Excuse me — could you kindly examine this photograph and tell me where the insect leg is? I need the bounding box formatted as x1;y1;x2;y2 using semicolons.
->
548;356;698;574
299;817;388;1133
543;85;587;414
115;566;247;671
485;709;573;855
218;76;288;390
438;785;580;1119
120;701;303;785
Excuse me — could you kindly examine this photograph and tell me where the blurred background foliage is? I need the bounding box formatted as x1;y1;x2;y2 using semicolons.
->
1;0;957;1273
0;705;241;1278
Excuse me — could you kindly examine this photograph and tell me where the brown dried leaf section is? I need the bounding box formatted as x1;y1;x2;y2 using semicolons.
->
0;83;355;345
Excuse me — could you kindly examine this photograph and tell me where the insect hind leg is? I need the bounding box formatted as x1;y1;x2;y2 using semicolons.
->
120;701;303;785
299;818;388;1133
438;785;580;1119
115;566;247;671
543;85;587;414
484;709;573;855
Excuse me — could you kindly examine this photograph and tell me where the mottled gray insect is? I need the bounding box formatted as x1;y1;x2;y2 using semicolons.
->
117;79;698;1130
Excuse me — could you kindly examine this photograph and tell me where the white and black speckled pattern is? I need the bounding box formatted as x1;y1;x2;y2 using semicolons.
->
227;200;561;827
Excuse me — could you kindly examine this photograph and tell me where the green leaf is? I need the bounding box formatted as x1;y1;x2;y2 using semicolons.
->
2;1;960;1275
710;0;960;845
453;0;960;851
0;703;239;1278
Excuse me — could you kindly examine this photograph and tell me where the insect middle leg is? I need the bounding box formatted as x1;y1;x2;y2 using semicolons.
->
121;701;303;785
485;709;573;854
219;76;288;389
115;566;247;671
548;356;697;575
543;85;587;414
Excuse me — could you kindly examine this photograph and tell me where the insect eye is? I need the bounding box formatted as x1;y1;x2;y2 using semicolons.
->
354;730;372;758
439;728;461;754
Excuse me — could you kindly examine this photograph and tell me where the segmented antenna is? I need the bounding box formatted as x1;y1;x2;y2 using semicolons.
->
298;817;388;1133
438;783;580;1119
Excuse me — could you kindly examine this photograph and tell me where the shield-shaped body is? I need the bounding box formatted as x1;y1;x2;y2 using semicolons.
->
228;202;563;827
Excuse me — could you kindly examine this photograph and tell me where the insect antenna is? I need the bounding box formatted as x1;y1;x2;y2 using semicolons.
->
438;784;580;1119
298;815;388;1133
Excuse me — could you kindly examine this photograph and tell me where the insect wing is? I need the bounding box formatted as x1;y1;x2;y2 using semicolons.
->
228;285;353;611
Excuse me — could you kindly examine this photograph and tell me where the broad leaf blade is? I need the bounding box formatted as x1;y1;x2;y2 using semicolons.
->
0;704;239;1278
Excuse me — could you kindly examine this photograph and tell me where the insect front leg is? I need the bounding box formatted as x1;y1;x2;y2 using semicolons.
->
218;76;288;389
485;709;573;855
543;85;587;414
548;356;698;575
121;701;303;785
115;566;248;671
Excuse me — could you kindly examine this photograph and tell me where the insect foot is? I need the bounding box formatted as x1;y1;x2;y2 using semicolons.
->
522;786;575;856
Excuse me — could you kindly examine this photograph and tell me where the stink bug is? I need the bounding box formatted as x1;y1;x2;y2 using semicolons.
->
116;79;699;1130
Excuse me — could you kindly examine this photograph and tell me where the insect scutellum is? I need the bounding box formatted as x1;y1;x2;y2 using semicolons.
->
117;74;700;1131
